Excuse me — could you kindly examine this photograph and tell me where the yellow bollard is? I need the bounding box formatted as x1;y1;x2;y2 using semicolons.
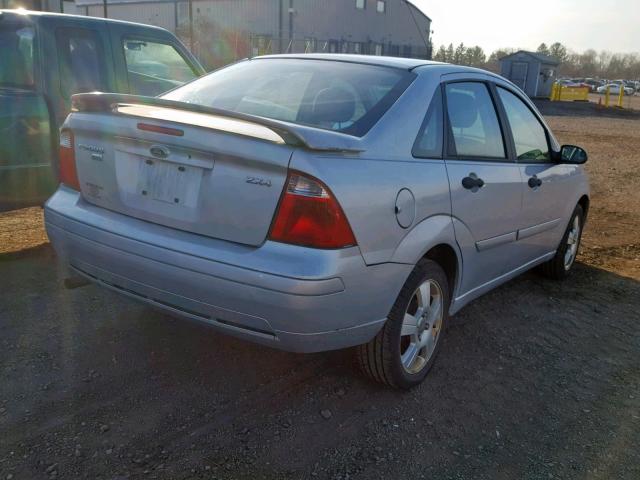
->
605;85;610;107
550;83;556;101
617;85;624;108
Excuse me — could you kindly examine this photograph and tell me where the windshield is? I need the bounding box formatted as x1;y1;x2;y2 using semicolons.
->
0;24;35;88
163;58;414;136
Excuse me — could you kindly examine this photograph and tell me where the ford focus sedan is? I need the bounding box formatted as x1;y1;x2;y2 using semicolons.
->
45;54;589;388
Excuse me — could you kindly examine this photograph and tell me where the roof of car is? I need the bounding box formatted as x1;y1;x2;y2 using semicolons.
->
255;54;443;71
0;9;167;30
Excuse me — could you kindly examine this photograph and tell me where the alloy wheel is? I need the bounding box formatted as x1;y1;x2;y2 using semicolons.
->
564;215;581;270
399;279;444;374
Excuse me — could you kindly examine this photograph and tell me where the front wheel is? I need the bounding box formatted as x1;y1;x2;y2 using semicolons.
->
355;259;450;389
538;204;584;280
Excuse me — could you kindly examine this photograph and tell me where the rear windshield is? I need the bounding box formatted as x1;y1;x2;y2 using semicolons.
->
0;23;35;88
163;58;414;137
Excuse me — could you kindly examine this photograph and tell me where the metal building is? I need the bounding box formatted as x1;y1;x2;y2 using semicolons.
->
66;0;431;68
499;50;560;98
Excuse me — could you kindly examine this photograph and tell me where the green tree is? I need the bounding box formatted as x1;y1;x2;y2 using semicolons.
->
465;46;486;67
434;45;448;62
453;42;466;64
445;43;454;63
549;42;568;63
537;43;550;56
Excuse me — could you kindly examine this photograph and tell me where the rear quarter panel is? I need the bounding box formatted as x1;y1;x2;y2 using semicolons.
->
289;73;456;268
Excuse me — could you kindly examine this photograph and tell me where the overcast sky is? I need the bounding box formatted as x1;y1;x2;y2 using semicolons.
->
412;0;640;54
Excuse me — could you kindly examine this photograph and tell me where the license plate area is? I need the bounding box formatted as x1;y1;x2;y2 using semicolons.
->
136;157;203;208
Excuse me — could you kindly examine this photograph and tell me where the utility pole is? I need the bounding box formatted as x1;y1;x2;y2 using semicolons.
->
278;0;283;54
188;0;193;51
102;0;107;18
288;0;293;52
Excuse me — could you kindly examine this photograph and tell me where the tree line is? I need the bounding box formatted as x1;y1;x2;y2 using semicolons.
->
433;42;640;80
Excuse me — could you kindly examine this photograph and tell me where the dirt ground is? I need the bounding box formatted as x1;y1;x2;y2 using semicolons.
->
1;108;639;479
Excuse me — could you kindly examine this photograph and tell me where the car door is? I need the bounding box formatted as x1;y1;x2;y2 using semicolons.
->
494;85;573;263
0;16;55;210
442;77;523;298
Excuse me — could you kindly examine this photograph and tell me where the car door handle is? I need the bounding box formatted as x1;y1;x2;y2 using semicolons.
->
528;176;543;188
462;175;485;190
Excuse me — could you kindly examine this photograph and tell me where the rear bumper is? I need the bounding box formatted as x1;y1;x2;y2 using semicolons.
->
45;187;412;353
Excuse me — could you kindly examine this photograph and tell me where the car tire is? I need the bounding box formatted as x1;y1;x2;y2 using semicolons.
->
355;258;450;389
538;204;584;280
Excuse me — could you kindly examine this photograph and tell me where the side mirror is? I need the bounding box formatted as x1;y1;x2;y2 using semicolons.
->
559;144;588;164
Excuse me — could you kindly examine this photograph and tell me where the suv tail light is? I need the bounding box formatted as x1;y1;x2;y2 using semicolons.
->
59;129;80;191
269;172;356;249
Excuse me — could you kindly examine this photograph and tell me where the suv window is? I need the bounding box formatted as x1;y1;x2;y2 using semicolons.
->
445;82;505;159
56;28;106;99
413;87;443;158
497;87;550;162
123;39;197;96
0;24;35;88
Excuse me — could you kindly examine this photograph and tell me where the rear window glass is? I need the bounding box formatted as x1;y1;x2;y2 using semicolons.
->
0;24;35;88
163;59;414;137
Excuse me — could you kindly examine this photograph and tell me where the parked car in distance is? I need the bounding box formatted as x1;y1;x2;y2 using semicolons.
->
597;83;635;95
45;55;590;388
581;78;601;92
558;79;580;87
0;10;205;211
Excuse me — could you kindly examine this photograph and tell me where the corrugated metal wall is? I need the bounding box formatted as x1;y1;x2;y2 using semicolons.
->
77;0;431;68
191;0;278;33
285;0;429;47
62;0;81;14
86;2;175;30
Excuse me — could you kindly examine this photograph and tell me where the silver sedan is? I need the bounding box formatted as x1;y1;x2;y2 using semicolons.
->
45;54;590;388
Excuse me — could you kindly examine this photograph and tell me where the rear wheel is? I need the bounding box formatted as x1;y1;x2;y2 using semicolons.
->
355;259;449;389
538;205;584;280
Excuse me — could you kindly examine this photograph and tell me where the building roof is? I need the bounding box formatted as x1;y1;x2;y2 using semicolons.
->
406;1;432;22
499;50;561;65
257;54;441;70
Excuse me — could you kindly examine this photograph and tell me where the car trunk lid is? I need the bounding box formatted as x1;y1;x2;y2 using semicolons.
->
67;105;296;246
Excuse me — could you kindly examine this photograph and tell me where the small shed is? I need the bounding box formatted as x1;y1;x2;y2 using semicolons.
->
499;50;560;98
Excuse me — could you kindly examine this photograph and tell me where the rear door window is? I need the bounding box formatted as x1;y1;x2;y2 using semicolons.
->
123;39;197;96
445;82;505;159
496;87;550;163
56;28;106;99
0;24;36;88
55;28;107;99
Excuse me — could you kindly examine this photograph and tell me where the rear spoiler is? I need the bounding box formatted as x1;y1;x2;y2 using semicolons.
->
71;92;364;153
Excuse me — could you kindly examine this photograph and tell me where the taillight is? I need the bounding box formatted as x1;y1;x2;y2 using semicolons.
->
59;129;80;191
269;172;356;249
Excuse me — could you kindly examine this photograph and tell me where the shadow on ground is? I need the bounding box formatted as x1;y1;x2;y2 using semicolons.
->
1;245;639;479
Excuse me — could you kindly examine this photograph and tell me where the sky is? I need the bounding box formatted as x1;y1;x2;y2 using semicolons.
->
412;0;640;55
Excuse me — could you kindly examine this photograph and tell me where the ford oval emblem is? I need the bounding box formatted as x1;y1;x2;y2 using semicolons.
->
150;145;169;159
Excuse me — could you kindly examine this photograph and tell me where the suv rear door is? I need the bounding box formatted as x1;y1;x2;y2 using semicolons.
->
441;75;523;298
107;22;204;97
0;15;54;210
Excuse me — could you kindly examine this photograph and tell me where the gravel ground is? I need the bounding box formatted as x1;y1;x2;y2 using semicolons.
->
1;112;639;479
